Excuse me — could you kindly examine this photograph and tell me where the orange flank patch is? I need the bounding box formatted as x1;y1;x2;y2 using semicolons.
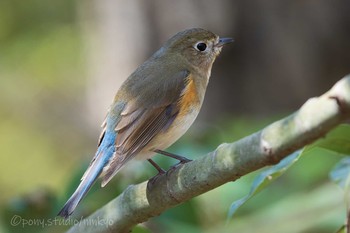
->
178;77;199;114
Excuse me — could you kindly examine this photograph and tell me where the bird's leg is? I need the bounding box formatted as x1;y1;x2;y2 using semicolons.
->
147;159;165;187
154;149;192;163
154;149;192;170
148;159;166;174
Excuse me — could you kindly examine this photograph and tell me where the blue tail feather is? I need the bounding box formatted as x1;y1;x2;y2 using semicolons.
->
58;132;115;218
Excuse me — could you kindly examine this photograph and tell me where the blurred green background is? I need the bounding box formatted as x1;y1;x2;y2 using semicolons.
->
1;0;350;233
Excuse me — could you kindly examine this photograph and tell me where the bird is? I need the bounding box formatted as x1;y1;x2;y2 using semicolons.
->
58;28;233;218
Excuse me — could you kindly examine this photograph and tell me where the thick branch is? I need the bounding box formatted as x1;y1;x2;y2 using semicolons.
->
66;75;350;233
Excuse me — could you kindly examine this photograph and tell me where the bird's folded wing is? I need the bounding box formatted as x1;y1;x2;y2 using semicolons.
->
101;70;191;186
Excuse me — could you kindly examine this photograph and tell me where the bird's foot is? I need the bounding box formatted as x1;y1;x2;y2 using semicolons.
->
169;157;192;171
147;159;166;189
148;170;165;189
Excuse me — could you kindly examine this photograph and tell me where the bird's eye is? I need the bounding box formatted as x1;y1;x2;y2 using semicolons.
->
195;42;207;52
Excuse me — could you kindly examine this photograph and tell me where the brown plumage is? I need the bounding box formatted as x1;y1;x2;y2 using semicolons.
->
58;28;233;218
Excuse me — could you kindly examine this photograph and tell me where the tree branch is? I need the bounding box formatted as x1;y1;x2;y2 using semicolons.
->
66;75;350;233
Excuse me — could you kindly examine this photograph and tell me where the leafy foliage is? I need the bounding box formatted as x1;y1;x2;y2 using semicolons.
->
227;151;301;219
330;157;350;233
227;124;350;231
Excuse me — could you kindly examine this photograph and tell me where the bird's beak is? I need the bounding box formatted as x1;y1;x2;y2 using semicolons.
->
216;37;234;47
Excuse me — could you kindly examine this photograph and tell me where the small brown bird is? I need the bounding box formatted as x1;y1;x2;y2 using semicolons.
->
58;28;233;217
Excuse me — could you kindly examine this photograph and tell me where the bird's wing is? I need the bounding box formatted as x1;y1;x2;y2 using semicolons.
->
101;70;193;186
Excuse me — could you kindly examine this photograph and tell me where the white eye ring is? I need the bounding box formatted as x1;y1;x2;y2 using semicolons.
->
194;42;208;52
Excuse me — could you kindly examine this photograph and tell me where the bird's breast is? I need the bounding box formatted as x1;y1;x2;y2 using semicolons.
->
135;77;203;160
137;105;200;160
178;76;201;116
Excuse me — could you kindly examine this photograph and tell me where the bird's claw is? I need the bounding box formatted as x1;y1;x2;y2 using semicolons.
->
147;170;165;189
168;158;192;171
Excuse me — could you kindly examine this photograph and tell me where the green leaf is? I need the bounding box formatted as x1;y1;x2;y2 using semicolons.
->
304;124;350;155
133;225;153;233
227;151;301;219
330;157;350;233
227;124;350;221
335;225;346;233
330;157;350;189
